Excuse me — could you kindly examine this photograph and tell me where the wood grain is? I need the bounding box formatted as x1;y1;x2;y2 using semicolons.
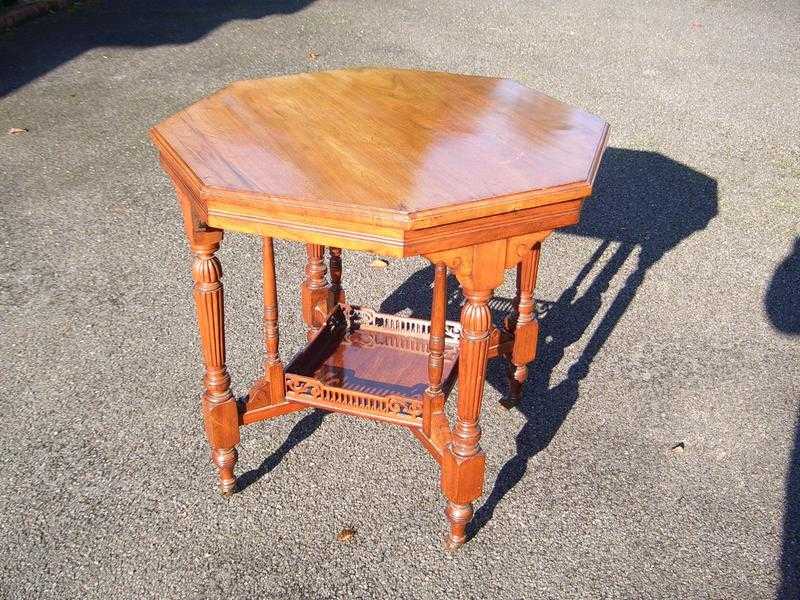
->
151;68;609;233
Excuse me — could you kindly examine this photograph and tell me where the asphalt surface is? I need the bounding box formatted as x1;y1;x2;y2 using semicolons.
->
1;1;799;598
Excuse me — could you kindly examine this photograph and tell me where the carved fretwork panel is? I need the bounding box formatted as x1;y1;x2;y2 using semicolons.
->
285;374;424;424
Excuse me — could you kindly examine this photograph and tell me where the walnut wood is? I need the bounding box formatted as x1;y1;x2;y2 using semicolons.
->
282;305;458;429
150;68;608;234
442;284;494;548
247;237;286;410
426;263;447;393
177;188;239;496
503;243;542;408
301;243;333;338
240;399;307;426
263;237;281;365
410;427;445;465
152;68;609;549
423;262;451;455
328;247;345;303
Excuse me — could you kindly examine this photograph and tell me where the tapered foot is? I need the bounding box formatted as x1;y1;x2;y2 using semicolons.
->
501;362;527;409
212;447;238;496
444;501;473;550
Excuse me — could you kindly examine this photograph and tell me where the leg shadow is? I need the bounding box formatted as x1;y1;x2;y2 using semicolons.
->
236;409;325;492
468;148;718;538
379;148;718;540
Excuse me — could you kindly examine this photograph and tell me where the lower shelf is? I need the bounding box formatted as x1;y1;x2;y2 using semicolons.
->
284;304;460;426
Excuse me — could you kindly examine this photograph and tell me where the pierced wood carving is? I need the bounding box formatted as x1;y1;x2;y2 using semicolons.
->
285;374;424;422
343;305;461;342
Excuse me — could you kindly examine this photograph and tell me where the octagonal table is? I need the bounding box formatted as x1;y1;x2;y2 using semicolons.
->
150;68;609;548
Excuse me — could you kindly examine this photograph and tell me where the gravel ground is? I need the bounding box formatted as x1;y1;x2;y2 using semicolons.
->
1;1;799;598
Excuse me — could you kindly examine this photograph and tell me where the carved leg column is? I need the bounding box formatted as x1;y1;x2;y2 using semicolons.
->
301;244;333;340
443;287;493;548
423;262;450;447
427;239;505;549
502;243;542;409
328;247;345;304
191;233;240;496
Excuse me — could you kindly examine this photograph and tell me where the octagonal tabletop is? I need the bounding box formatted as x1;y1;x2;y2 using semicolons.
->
151;68;608;253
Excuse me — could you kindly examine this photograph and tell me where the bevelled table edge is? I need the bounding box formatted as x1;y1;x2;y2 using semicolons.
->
149;120;610;236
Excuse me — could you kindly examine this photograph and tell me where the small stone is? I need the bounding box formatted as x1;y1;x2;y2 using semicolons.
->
671;442;685;454
336;527;356;542
370;258;388;269
307;50;320;60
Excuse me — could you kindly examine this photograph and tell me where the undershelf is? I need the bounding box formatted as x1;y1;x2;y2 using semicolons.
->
283;304;460;426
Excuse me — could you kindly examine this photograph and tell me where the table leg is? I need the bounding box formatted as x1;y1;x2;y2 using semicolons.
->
190;233;240;496
302;243;333;340
442;286;492;548
262;237;285;404
328;247;345;304
426;240;505;548
503;243;542;408
423;262;449;446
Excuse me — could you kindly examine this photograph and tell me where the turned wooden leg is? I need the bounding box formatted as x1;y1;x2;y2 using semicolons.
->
301;243;333;340
426;239;506;549
502;243;542;409
442;287;492;549
423;262;450;447
263;237;285;403
328;247;345;304
190;233;240;496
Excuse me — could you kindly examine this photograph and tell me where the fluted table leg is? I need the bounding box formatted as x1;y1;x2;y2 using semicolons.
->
190;234;239;496
426;239;506;549
443;287;492;548
172;185;240;496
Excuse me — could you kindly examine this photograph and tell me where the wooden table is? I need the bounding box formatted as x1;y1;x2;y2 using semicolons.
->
150;68;608;548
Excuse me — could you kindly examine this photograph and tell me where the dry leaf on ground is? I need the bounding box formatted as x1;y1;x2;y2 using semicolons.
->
336;527;356;542
370;258;388;269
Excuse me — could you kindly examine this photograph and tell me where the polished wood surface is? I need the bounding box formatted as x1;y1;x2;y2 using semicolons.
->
154;68;608;549
151;68;608;235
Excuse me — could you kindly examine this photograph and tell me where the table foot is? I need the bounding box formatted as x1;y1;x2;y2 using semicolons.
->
212;447;238;495
444;501;473;550
501;362;526;409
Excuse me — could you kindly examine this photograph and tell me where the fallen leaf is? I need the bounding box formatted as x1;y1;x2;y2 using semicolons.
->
8;127;28;135
336;527;356;542
370;258;389;269
671;442;685;454
307;50;320;61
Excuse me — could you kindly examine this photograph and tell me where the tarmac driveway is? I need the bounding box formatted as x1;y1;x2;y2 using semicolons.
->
1;1;798;598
